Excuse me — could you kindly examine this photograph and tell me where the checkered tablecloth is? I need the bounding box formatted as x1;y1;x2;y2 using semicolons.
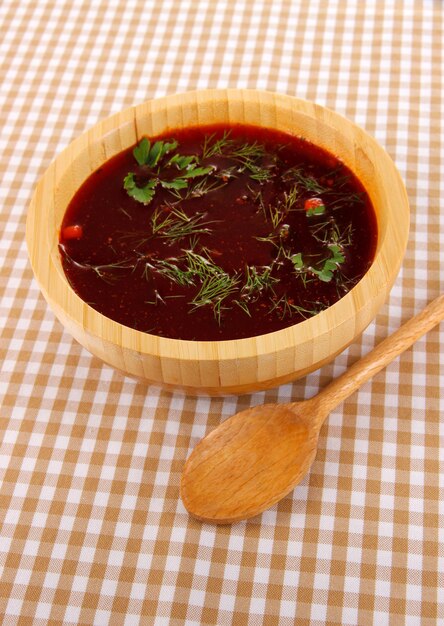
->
1;0;443;624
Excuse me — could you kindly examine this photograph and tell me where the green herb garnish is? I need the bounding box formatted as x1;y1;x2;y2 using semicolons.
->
153;258;195;286
241;265;277;301
133;138;178;167
311;244;345;282
269;294;325;320
60;246;135;285
124;138;213;205
150;206;217;242
201;130;233;159
290;252;304;269
123;174;157;205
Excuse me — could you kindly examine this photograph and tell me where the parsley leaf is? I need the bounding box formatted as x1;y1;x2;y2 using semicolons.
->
123;173;157;205
168;154;197;169
133;138;178;167
328;244;345;264
160;178;189;190
133;138;151;166
290;252;304;269
182;165;213;178
125;138;214;205
312;244;345;282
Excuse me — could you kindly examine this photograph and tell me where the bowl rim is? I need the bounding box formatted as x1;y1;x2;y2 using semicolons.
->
27;88;410;365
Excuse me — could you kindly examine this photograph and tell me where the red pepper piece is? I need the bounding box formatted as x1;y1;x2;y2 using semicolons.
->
62;224;83;240
304;197;326;216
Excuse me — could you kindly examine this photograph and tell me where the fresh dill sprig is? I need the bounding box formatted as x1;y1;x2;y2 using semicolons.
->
253;189;282;229
89;260;134;284
182;249;241;323
253;185;298;230
201;130;233;159
254;232;288;263
116;230;152;251
269;294;324;320
201;132;274;182
143;251;242;323
283;167;330;194
154;258;195;286
333;268;360;296
328;191;365;210
268;204;283;229
231;142;274;182
256;190;282;229
145;289;166;306
282;185;299;212
191;271;240;324
150;206;216;242
313;221;354;247
229;141;267;161
233;299;252;317
118;207;133;220
150;206;174;234
240;265;277;302
184;249;221;277
179;175;229;200
60;245;135;284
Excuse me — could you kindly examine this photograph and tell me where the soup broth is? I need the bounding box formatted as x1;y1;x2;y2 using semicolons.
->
59;124;377;340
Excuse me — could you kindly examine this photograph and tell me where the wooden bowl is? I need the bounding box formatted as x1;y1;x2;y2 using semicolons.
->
26;89;409;395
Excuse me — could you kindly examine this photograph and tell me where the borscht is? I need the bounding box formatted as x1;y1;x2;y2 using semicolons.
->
59;124;377;340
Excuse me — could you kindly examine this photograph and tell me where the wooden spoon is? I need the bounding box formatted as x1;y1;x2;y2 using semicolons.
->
181;295;444;524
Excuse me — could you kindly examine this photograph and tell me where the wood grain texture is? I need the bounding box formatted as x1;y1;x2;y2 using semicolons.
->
181;402;320;523
181;295;444;523
313;294;444;417
26;89;410;394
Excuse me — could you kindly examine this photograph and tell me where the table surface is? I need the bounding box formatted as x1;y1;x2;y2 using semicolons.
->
1;1;443;624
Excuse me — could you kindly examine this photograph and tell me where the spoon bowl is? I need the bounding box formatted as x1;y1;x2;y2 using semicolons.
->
181;402;319;523
181;295;444;523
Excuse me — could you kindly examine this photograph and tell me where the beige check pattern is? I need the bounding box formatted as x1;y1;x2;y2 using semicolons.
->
1;0;443;624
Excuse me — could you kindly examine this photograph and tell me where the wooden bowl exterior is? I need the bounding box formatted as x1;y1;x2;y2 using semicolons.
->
26;90;409;395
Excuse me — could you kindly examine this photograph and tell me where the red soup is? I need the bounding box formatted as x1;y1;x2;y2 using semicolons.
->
59;124;377;340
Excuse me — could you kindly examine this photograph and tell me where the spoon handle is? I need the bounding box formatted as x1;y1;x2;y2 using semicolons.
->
312;294;444;419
